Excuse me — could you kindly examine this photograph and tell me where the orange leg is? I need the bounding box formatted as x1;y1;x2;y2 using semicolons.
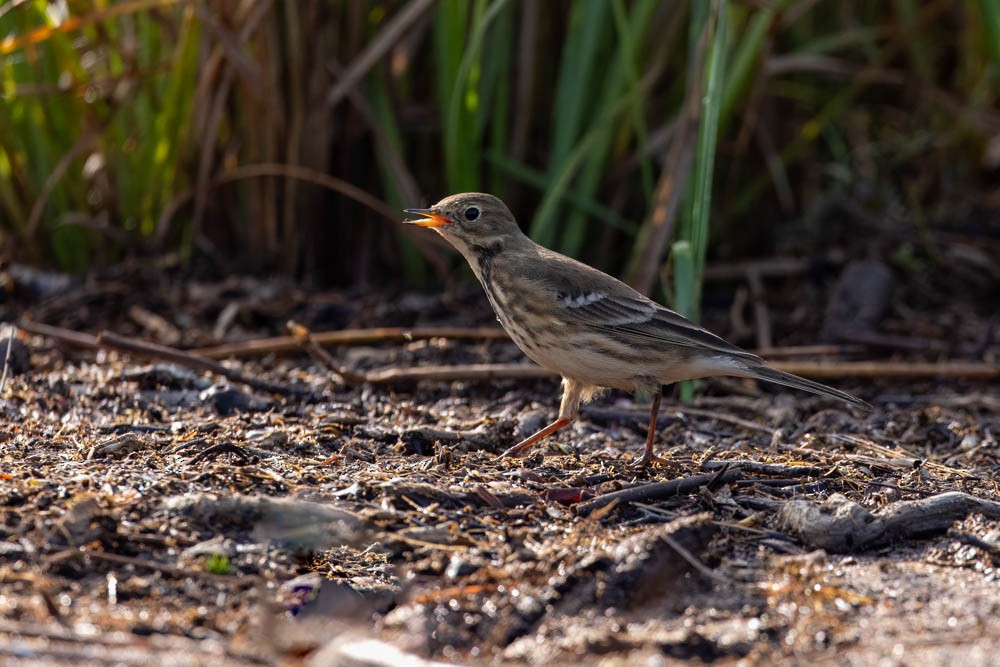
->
632;388;671;469
499;378;584;459
499;417;572;458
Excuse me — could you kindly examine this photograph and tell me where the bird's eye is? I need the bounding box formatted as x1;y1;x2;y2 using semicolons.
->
464;206;481;221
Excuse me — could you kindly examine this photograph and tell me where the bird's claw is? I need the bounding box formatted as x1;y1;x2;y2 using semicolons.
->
630;451;676;471
499;443;531;458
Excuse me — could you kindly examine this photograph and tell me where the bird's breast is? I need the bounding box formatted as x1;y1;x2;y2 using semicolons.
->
477;274;644;390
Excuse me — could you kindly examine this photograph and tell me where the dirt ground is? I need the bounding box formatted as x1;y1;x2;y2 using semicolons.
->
0;259;998;666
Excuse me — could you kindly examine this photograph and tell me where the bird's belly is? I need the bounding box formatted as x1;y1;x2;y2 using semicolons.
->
502;319;721;391
484;283;699;391
503;324;643;391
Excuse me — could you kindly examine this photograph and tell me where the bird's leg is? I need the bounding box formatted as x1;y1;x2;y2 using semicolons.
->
498;418;572;458
632;386;671;469
500;378;583;458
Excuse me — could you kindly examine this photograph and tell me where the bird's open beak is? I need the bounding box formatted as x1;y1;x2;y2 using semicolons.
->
403;208;450;228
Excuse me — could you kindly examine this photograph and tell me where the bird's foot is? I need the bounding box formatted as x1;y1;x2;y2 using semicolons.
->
498;441;533;458
630;450;677;471
499;417;573;459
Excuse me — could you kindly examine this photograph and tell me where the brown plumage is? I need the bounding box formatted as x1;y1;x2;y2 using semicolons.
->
404;193;869;467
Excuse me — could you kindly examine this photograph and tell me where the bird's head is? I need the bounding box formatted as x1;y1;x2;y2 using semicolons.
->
403;193;523;258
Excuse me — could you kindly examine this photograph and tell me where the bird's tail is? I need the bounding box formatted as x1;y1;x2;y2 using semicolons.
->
742;365;872;410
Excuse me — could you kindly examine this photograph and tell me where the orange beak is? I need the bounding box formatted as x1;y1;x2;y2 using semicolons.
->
403;208;450;228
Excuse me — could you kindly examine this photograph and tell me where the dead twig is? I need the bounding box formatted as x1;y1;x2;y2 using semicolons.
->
95;330;306;396
947;528;1000;557
759;344;865;358
337;360;1000;386
660;531;728;582
192;328;864;363
702;257;817;282
678;406;776;435
21;321;997;399
575;469;743;517
0;620;122;646
188;442;254;465
701;460;824;477
114;332;277;394
580;405;681;430
287;320;366;384
734;478;825;488
16;320;100;349
364;360;998;384
191;326;510;359
862;480;938;497
0;325;13;393
86;434;147;460
365;363;554;384
874;394;1000;410
127;305;182;345
325;0;437;107
381;481;536;510
623;15;703;295
745;268;773;351
750;480;831;497
821;434;965;477
187;325;998;383
769;360;999;380
778;491;1000;552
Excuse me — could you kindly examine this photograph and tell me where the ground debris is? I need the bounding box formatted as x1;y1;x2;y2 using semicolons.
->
1;273;998;665
163;493;377;552
777;491;1000;552
552;513;719;614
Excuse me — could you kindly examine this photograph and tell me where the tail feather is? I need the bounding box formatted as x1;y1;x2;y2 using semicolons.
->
744;365;872;411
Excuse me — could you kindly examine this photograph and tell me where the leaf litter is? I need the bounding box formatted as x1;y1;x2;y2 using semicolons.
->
0;265;998;666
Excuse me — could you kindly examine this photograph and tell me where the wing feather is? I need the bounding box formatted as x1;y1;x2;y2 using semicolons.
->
530;253;763;363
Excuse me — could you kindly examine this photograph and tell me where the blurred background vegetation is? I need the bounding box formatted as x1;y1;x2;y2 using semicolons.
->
1;0;998;305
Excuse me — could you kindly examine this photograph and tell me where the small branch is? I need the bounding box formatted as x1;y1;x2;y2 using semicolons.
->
325;0;437;107
575;469;742;517
745;268;773;351
677;406;776;435
335;360;1000;385
188;325;997;382
660;531;727;582
21;320;308;396
20;321;997;394
191;326;510;359
95;330;306;396
947;528;1000;557
759;344;865;358
580;405;681;430
702;257;814;282
0;325;13;393
16;320;100;349
778;491;1000;553
287;320;366;384
365;363;554;384
701;460;824;477
833;328;990;358
769;360;999;380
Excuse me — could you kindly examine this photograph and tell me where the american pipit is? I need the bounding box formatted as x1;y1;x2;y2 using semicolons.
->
404;193;869;468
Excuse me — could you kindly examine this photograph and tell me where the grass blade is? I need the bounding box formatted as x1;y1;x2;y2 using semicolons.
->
678;0;728;320
980;0;1000;75
671;240;695;402
530;0;610;249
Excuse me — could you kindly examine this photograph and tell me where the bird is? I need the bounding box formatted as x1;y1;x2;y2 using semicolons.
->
403;193;870;468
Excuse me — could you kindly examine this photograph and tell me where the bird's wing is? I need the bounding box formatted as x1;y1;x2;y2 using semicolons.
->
531;252;764;363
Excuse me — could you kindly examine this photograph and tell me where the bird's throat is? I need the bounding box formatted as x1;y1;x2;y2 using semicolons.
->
447;237;503;281
471;240;504;262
